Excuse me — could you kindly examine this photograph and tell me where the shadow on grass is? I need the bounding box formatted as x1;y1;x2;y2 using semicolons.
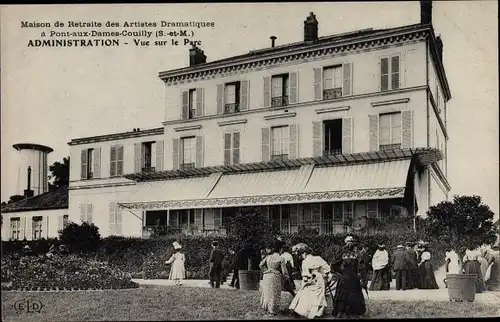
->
2;287;498;321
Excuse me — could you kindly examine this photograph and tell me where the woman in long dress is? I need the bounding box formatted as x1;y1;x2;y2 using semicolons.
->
289;245;331;319
331;236;366;318
462;247;485;292
165;242;186;286
259;241;288;316
418;245;439;289
369;244;390;291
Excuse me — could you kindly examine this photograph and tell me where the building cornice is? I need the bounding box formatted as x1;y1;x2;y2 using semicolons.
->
159;24;431;85
315;106;350;114
174;124;202;132
264;111;297;121
68;127;164;146
217;119;248;127
371;98;410;107
162;85;427;127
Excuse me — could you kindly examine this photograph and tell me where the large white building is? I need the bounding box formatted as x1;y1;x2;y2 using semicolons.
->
64;2;451;239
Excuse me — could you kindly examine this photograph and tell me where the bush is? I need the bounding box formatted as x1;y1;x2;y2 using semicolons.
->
59;222;101;254
1;253;138;290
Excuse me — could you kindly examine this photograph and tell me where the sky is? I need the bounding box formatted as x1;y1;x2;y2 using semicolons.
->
1;2;498;218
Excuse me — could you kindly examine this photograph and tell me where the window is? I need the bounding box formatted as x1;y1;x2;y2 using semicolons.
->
379;112;402;150
181;137;196;169
271;126;289;160
10;218;21;240
381;55;400;91
224;132;241;165
323;119;343;156
110;146;124;177
63;215;69;228
142;142;156;172
32;216;43;240
224;82;240;113
179;209;196;227
271;74;289;107
188;88;197;119
323;65;343;99
81;148;94;179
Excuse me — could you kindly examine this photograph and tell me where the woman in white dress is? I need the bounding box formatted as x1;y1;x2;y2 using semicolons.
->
165;241;186;286
289;245;331;319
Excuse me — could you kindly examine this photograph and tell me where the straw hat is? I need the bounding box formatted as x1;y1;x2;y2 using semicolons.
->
396;244;404;249
172;241;182;250
344;236;354;244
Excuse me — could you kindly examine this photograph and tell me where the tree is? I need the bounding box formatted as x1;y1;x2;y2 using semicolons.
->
424;195;498;267
48;157;70;191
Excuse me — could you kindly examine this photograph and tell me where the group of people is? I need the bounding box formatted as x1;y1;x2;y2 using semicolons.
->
456;245;500;292
259;235;367;319
369;241;439;291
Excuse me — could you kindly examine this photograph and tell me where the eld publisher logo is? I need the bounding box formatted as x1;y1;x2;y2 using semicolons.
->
14;299;44;313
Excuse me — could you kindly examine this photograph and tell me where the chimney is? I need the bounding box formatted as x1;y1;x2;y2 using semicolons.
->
270;36;277;48
189;45;207;66
435;36;443;63
420;0;433;25
23;166;34;199
304;12;319;42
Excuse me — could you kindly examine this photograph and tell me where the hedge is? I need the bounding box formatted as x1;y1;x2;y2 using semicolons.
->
1;231;447;281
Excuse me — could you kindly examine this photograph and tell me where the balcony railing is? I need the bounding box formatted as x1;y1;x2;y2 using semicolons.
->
271;154;289;161
379;143;401;151
323;88;343;100
271;95;289;107
180;163;195;170
224;103;240;114
142;166;156;173
323;149;342;157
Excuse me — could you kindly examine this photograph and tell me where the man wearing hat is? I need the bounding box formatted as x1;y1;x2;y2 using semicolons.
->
209;241;225;288
405;242;419;289
391;244;408;290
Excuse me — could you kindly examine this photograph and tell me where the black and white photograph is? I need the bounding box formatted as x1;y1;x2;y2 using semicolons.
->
1;1;499;320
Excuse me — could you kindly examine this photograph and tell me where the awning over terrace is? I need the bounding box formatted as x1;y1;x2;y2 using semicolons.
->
118;159;412;210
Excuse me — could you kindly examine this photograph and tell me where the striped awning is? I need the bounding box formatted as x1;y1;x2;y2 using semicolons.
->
118;159;411;210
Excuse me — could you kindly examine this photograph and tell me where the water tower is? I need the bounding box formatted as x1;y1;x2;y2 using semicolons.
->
13;143;54;197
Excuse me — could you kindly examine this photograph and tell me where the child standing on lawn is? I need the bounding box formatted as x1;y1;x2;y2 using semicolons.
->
165;241;186;286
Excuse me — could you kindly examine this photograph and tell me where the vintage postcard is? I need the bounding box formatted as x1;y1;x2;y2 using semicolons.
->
1;1;499;321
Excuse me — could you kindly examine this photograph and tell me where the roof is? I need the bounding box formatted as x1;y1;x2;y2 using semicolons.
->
68;127;164;146
13;143;53;153
1;185;68;213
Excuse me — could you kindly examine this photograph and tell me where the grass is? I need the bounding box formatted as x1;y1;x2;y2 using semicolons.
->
1;287;499;321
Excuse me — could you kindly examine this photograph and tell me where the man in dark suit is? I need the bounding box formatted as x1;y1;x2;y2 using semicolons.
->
391;244;408;290
358;245;371;291
405;242;419;289
209;241;225;288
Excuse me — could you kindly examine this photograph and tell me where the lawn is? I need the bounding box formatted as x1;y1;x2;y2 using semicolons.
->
2;287;498;321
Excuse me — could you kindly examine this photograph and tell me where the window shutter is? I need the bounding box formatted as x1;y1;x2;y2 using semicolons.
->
263;76;271;108
26;217;33;240
196;88;204;117
289;124;299;159
80;149;88;179
156;140;164;171
79;204;86;222
19;218;26;240
93;147;101;178
261;127;270;162
216;84;224;114
87;204;93;223
233;132;240;165
240;80;249;111
58;215;64;232
134;143;142;173
342;117;353;154
45;216;49;238
116;206;123;235
223;133;232;165
117;146;124;175
400;52;406;88
369;114;379;152
195;136;204;168
172;138;179;170
342;63;352;96
194;209;203;229
214;209;222;229
313;68;323;100
391;56;400;90
181;90;189;119
312;121;323;157
289;72;298;104
402;110;413;149
109;202;116;235
110;147;117;177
